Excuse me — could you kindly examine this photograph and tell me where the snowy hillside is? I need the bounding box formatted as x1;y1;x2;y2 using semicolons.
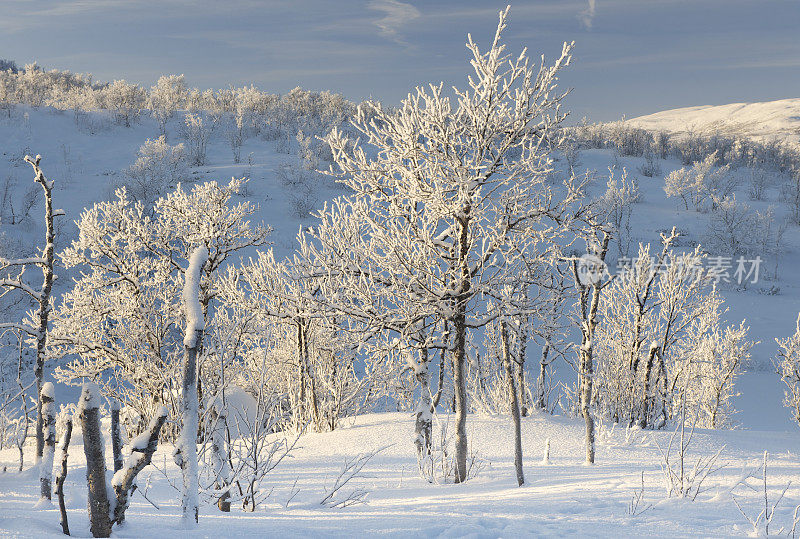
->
627;98;800;147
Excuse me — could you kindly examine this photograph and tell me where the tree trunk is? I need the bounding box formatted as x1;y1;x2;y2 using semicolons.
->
414;347;432;460
536;343;550;411
432;346;446;409
179;330;201;526
110;401;123;473
575;232;609;465
16;337;29;473
452;211;471;484
295;323;306;429
516;314;529;417
640;344;659;429
302;323;321;430
39;387;55;500
28;156;56;467
35;380;43;464
452;311;468;483
580;344;595;464
210;405;231;512
501;320;525;486
295;320;321;430
80;385;112;538
657;348;669;428
213;336;232;513
56;419;72;536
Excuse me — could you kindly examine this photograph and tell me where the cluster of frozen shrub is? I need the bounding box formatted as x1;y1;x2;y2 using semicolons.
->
569;118;800;174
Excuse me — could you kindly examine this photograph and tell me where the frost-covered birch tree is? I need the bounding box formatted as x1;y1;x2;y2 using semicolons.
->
570;229;612;464
149;74;186;137
0;155;62;500
305;7;583;482
593;234;752;429
217;248;366;434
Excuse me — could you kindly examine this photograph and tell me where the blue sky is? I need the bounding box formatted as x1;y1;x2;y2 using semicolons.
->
1;0;799;121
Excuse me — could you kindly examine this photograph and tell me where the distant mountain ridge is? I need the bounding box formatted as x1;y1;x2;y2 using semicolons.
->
627;98;800;147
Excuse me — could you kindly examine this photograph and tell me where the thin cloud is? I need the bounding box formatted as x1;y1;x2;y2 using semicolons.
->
367;0;420;43
578;0;596;29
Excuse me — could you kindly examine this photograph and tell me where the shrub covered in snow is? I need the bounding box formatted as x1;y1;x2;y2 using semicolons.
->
123;136;188;204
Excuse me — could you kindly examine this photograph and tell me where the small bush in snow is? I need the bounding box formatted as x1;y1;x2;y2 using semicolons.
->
664;152;735;212
638;147;661;177
183;113;208;166
149;75;186;136
776;314;800;427
601;167;639;257
705;197;785;268
747;166;771;201
124;136;188;205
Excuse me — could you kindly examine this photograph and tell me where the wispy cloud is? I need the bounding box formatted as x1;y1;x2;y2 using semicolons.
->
367;0;420;43
578;0;596;29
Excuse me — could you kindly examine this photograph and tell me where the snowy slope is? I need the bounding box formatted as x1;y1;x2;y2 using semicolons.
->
627;98;800;147
0;107;342;263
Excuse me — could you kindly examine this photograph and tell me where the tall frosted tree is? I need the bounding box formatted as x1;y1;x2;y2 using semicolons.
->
0;155;62;500
305;7;583;482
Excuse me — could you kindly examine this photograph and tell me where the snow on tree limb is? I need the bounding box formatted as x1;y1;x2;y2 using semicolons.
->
111;406;168;526
183;245;208;348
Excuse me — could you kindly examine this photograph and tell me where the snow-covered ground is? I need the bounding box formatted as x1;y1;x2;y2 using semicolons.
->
2;104;800;536
627;98;800;147
2;412;800;537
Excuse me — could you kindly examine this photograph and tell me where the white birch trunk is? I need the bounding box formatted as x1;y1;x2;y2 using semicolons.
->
176;246;207;527
501;319;525;486
39;382;55;501
413;347;433;460
79;383;112;538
